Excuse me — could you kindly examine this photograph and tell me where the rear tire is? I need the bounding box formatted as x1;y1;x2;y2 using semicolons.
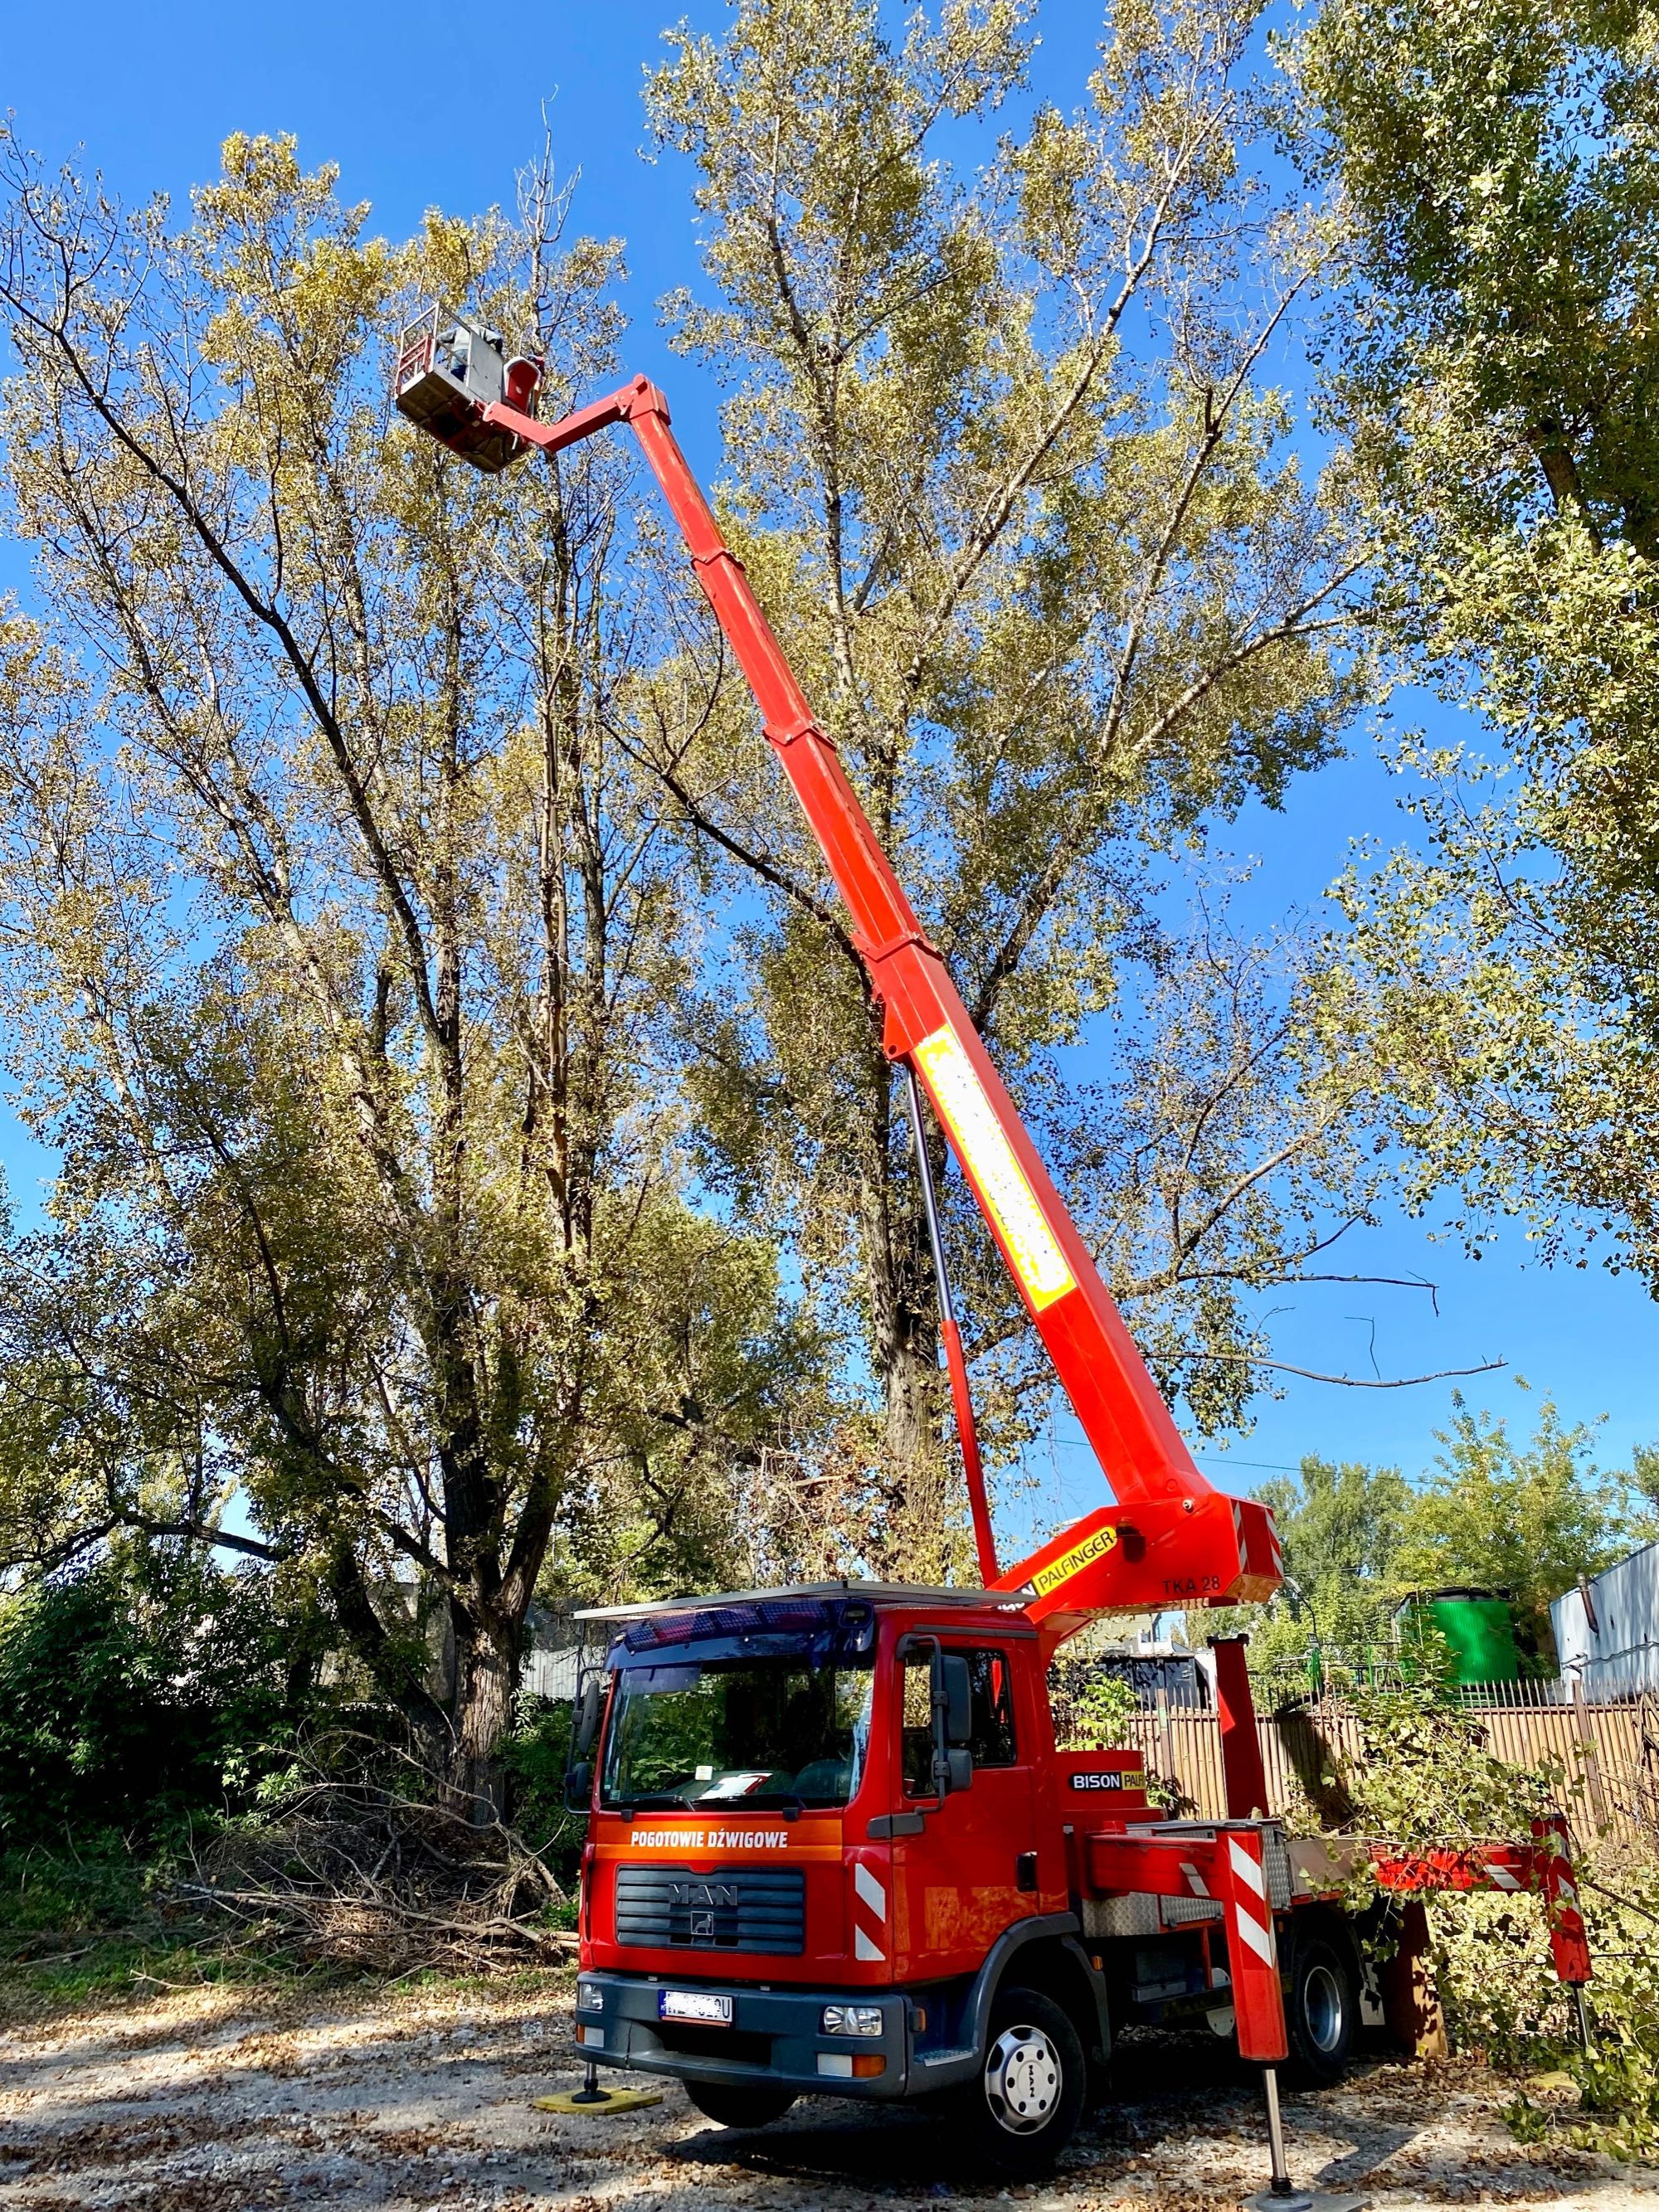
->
951;1984;1086;2176
1283;1927;1358;2087
684;2080;798;2129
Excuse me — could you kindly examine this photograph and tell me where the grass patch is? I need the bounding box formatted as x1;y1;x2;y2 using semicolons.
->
0;1841;355;2024
0;1835;581;2028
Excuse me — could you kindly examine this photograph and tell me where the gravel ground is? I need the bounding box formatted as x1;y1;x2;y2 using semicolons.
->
0;1976;1652;2211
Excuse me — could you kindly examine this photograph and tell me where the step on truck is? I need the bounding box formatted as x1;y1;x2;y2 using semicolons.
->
395;318;1595;2180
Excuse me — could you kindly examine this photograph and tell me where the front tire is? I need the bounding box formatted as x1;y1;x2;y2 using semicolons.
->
1283;1927;1358;2087
684;2080;798;2129
952;1985;1086;2176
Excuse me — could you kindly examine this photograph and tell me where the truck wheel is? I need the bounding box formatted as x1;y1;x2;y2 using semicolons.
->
1284;1928;1357;2087
684;2081;798;2129
954;1985;1086;2176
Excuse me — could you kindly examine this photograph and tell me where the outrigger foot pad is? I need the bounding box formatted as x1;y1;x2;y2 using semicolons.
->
534;2088;663;2114
534;2063;663;2117
1242;2194;1370;2212
1248;2073;1369;2212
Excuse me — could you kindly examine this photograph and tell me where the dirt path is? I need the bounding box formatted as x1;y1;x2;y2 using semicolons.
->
0;1976;1649;2211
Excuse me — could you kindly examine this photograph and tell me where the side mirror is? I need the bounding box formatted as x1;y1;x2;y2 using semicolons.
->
932;1652;975;1795
564;1758;593;1813
574;1675;604;1757
941;1655;973;1746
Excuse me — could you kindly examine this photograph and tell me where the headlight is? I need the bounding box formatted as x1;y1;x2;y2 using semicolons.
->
577;1979;604;2013
821;2003;883;2037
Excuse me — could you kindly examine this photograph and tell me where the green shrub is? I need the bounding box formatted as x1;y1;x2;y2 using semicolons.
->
1311;1670;1659;2162
0;1554;326;1847
503;1694;585;1883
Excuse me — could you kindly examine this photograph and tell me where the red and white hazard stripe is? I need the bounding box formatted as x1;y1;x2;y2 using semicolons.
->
1534;1816;1593;1986
1220;1826;1287;2063
1226;1835;1277;1967
851;1856;887;1964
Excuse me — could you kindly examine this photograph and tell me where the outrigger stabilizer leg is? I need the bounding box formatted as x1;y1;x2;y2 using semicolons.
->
1241;2067;1370;2212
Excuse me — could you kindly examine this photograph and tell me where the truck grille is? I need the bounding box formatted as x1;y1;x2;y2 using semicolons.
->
614;1864;805;1954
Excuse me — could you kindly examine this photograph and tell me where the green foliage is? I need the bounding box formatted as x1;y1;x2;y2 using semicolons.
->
1337;1671;1561;1845
1246;1455;1412;1670
1246;1397;1646;1675
1632;1444;1659;1530
1444;1862;1659;2162
0;1841;153;1937
1262;1456;1412;1592
0;130;821;1789
0;1553;327;1847
1071;1670;1141;1750
1300;0;1659;1287
1296;1662;1659;2159
1392;1393;1633;1661
501;1697;584;1883
640;0;1379;1564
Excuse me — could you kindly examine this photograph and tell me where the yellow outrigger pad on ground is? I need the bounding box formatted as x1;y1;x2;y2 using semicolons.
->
533;2087;664;2116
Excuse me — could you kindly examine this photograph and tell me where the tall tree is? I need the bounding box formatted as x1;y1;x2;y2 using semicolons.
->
1393;1393;1634;1660
1264;1451;1409;1589
638;0;1377;1571
1301;0;1659;1287
1244;1403;1644;1670
1237;1453;1410;1668
0;135;809;1808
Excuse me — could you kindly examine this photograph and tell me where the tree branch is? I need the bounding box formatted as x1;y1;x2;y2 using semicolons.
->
1189;1352;1506;1388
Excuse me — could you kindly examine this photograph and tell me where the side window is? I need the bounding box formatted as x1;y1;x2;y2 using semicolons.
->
965;1649;1017;1766
900;1655;933;1797
898;1647;1018;1792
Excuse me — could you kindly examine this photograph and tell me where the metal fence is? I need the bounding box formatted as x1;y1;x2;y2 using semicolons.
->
1050;1670;1659;1849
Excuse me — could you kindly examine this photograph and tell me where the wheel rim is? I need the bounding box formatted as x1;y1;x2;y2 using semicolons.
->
1304;1962;1345;2054
983;2021;1063;2135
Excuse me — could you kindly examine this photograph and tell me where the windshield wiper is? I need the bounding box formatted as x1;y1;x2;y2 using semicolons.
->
616;1790;696;1811
706;1788;804;1820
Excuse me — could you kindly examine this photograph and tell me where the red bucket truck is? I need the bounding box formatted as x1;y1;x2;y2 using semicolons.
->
395;320;1593;2179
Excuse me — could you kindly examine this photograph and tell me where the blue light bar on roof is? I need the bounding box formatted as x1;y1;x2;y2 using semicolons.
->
619;1595;858;1654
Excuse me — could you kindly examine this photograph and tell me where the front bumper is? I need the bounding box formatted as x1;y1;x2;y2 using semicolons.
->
572;1971;914;2099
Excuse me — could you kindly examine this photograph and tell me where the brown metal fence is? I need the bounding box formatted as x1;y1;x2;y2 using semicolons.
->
1050;1673;1659;1849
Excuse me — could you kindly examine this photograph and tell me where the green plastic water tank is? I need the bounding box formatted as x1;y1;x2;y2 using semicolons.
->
1394;1588;1520;1685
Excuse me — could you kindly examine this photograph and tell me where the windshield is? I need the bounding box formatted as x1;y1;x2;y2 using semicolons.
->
601;1658;873;1811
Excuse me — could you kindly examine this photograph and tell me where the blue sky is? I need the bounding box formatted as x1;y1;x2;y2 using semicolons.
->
3;0;1657;1526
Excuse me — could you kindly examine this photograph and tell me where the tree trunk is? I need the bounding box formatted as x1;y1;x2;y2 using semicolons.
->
883;1335;954;1583
448;1605;518;1824
859;1092;960;1582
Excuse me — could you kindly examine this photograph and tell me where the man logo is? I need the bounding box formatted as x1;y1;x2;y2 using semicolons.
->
672;1881;739;1910
689;1911;715;1938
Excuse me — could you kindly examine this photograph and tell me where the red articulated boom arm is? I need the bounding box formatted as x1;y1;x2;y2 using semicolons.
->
403;353;1282;1644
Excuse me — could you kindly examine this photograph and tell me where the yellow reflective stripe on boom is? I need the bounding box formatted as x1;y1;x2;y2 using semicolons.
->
913;1025;1076;1311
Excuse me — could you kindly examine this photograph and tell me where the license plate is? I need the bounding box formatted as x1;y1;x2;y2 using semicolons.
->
659;1989;732;2025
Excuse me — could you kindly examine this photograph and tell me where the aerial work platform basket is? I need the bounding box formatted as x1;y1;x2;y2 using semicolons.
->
392;304;542;474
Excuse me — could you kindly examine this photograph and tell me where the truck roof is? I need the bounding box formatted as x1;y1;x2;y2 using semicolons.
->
575;1578;1029;1624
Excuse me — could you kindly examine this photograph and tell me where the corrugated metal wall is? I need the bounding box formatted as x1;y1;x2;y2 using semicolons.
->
1551;1541;1659;1691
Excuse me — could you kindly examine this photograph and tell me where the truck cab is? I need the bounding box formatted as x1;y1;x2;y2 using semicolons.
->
569;1582;1112;2171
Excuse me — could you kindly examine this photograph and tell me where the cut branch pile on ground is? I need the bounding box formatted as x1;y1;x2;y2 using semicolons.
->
176;1759;576;1976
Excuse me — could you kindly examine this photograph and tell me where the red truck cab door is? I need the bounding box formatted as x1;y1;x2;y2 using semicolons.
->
889;1635;1039;1982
